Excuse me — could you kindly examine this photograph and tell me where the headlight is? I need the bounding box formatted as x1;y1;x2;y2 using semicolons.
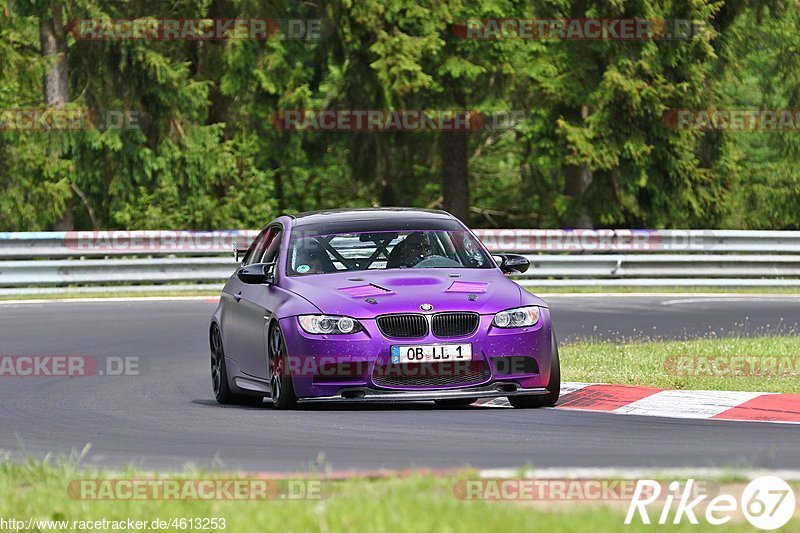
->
492;306;540;328
298;315;363;334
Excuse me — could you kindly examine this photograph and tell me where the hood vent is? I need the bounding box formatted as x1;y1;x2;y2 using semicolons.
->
445;281;487;293
338;283;393;298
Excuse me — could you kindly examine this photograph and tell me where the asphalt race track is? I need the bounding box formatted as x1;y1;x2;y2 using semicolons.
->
1;295;798;472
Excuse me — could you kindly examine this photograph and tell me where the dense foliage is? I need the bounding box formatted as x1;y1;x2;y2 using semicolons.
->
1;0;798;230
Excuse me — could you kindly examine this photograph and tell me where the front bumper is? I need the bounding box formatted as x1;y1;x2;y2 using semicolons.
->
297;382;549;403
280;308;553;399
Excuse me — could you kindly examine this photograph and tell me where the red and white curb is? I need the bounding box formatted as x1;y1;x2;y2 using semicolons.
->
476;382;800;424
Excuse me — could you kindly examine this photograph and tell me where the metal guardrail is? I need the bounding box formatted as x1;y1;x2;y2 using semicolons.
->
0;257;234;286
4;229;800;256
475;229;800;253
0;229;798;294
0;230;260;258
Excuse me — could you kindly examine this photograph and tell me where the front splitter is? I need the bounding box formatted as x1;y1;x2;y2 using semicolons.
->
297;383;549;403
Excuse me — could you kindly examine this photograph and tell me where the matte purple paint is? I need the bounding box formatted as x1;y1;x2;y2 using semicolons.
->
212;209;554;401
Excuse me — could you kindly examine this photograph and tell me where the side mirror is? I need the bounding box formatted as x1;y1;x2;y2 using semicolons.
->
495;253;530;274
236;263;275;284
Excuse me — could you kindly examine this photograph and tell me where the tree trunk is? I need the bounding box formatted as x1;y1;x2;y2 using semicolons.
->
440;129;470;222
562;104;593;228
40;2;68;107
41;2;72;230
377;138;396;206
563;163;593;228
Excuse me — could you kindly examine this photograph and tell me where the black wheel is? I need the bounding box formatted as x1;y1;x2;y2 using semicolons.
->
269;322;298;409
509;333;561;408
434;398;478;408
210;324;263;406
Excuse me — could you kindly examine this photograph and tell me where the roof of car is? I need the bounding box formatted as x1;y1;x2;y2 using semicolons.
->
286;208;464;234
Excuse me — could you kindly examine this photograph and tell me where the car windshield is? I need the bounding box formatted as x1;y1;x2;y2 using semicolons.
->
287;229;493;275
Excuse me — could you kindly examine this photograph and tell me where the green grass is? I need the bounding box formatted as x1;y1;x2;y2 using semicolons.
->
562;335;800;392
530;286;800;295
1;459;793;532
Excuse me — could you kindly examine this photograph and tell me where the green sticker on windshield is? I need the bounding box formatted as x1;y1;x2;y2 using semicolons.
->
297;264;310;273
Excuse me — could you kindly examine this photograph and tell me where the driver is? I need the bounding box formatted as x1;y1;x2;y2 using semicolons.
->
294;238;334;274
392;232;432;268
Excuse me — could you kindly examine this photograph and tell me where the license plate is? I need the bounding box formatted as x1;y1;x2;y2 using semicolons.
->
390;344;472;364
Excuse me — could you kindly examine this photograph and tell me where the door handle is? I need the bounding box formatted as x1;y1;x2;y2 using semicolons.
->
233;291;242;302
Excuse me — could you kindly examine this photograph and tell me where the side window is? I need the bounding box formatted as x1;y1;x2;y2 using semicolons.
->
262;229;283;264
243;228;276;266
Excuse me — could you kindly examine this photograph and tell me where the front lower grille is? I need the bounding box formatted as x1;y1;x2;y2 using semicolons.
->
377;314;428;338
432;312;479;338
372;360;490;388
313;362;369;383
492;356;539;375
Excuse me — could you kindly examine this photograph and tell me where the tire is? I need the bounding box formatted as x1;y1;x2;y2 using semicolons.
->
210;324;263;406
509;333;561;408
434;398;478;408
268;322;298;410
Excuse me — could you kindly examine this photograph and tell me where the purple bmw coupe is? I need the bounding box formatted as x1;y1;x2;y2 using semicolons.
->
210;208;559;409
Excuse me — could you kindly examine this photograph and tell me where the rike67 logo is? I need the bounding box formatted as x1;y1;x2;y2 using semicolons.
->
626;476;796;530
